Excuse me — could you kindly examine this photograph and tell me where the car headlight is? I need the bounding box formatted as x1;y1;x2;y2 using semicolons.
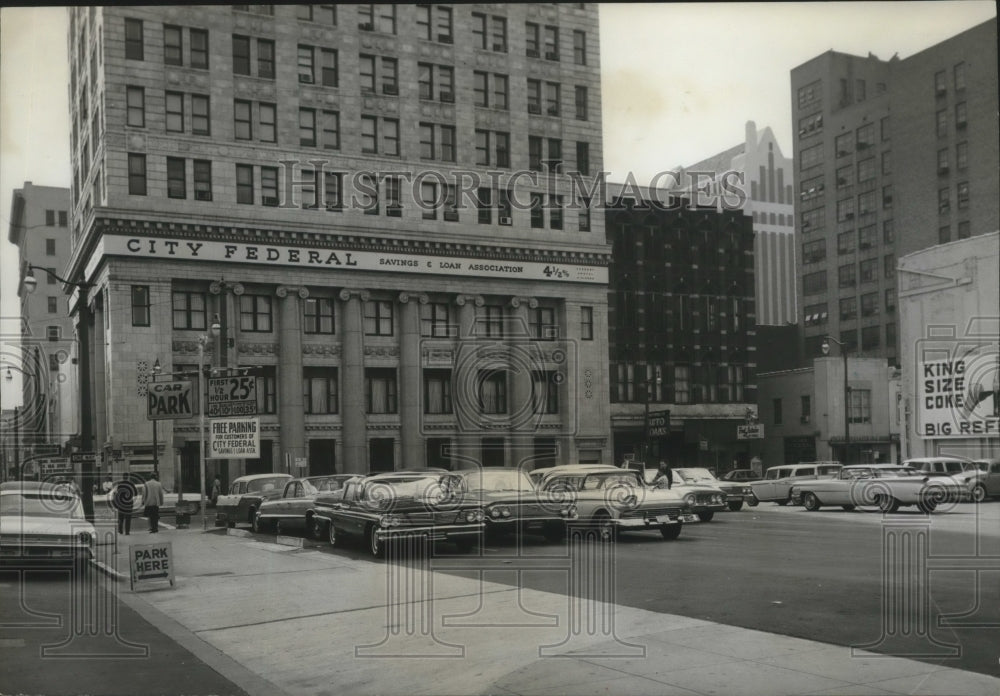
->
743;487;752;495
684;493;696;506
379;515;400;528
490;506;502;518
560;505;577;518
500;505;512;518
714;495;724;505
465;509;484;523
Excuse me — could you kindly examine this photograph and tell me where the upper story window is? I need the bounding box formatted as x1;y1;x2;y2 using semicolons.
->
163;25;183;66
172;291;207;330
303;297;335;334
363;300;393;336
543;25;559;60
297;4;336;25
239;294;273;332
416;5;453;43
472;12;507;52
530;307;556;340
358;4;396;34
525;22;540;57
420;302;451;337
124;18;144;60
131;285;151;326
573;30;586;65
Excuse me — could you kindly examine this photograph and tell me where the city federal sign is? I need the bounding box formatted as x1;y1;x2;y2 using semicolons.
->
209;417;260;459
91;235;608;285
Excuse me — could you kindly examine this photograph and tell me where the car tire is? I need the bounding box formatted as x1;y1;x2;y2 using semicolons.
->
542;522;566;544
247;508;257;527
593;512;617;542
971;484;987;503
366;524;385;558
876;494;900;514
659;523;682;540
841;505;856;511
727;501;744;512
251;513;266;534
308;515;325;540
747;493;759;507
697;511;715;522
327;519;340;547
802;492;820;511
775;498;789;507
275;520;286;536
917;498;938;514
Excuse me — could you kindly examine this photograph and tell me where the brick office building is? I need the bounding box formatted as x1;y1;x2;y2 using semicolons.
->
791;18;998;366
64;4;611;490
605;184;758;472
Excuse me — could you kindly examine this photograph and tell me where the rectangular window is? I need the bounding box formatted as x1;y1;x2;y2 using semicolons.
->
803;302;828;326
527;78;541;114
385;176;401;217
581;306;594;340
958;221;970;239
836;197;855;222
528;136;543;171
236;164;254;204
803;271;827;295
363;300;393;336
256;102;274;142
442;183;458;222
530;193;544;229
303;367;339;415
860;258;878;283
165;91;184;132
574;85;587;120
318;110;340;150
257;38;275;78
58;211;67;227
45;237;56;254
261;167;278;206
126;86;145;127
193;160;212;201
190;28;209;69
478;370;507;414
483;305;504;338
838;263;856;288
47;296;57;314
320;48;338;87
937;109;947;138
239;295;273;332
800;143;823;169
424;369;452;414
530;307;556;340
495;132;510;168
861;292;879;317
254;366;276;415
839;297;856;321
532;371;559;414
324;172;343;210
801;395;811;424
849;389;872;424
131;285;151;326
420;302;451;337
299;108;316;146
125;18;144;60
803;238;826;264
956;141;968;170
957;181;969;209
421;181;437;220
938;187;950;214
303;297;335;334
883;219;895;244
297;44;315;83
857;157;875;182
882;185;893;209
545;81;560;116
128;153;147;195
835;132;853;157
164;25;183;65
365;369;397;414
476;187;492;224
955;101;967;128
939;225;951;244
167;157;186;199
544;25;559;60
232;34;250;75
573;30;586;65
191;94;210;135
549;194;563;230
234;99;252;140
525;21;540;56
473;71;488;107
886;289;897;314
858;225;876;250
579;197;591;232
172;291;206;330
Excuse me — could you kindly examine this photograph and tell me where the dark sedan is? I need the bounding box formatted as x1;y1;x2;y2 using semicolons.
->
311;472;485;558
253;475;355;537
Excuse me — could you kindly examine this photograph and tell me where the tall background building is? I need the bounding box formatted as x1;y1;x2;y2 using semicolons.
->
7;183;78;460
791;17;998;367
66;4;610;493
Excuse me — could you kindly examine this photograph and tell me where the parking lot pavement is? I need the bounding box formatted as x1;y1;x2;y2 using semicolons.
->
99;525;1000;696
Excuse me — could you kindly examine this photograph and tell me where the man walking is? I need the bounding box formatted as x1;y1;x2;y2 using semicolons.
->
142;473;165;533
112;474;139;535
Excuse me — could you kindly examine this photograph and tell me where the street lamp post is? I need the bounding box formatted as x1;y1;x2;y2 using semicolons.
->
198;315;221;529
23;265;95;521
5;368;20;481
151;358;161;476
822;336;850;464
643;366;663;469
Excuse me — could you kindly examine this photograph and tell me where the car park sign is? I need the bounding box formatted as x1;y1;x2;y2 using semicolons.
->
207;375;258;417
148;380;195;420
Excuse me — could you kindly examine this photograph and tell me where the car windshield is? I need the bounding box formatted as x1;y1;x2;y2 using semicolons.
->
0;492;84;519
247;477;289;493
874;467;922;478
361;476;459;500
580;472;641;490
674;468;717;484
461;470;535;492
304;477;346;494
818;466;841;475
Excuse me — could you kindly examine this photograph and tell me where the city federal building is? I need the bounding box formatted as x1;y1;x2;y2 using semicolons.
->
64;4;610;490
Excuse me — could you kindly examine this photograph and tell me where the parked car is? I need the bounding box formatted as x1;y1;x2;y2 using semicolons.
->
674;467;755;513
790;464;966;513
451;468;577;542
253;475;355;537
721;469;762;483
534;465;694;541
965;459;1000;502
311;472;485;558
903;457;980;501
750;462;842;505
642;469;726;522
0;482;96;568
215;473;293;528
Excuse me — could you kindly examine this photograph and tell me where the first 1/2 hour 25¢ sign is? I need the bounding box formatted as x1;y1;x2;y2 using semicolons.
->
207;375;258;418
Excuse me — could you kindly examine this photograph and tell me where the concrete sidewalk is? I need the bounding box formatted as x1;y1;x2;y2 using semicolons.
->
101;526;1000;696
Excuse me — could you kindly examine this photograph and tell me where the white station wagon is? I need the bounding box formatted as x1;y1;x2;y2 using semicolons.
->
750;462;842;505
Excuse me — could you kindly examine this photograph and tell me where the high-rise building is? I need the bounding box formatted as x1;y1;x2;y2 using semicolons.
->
791;18;998;367
65;4;610;490
8;183;78;453
605;184;757;470
673;121;797;327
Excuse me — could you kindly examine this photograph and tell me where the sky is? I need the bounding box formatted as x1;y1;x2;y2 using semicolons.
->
1;2;997;407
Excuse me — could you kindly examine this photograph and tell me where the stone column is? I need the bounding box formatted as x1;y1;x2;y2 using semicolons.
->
339;289;369;474
508;296;536;468
558;300;574;465
453;294;484;468
398;292;427;469
276;286;308;474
